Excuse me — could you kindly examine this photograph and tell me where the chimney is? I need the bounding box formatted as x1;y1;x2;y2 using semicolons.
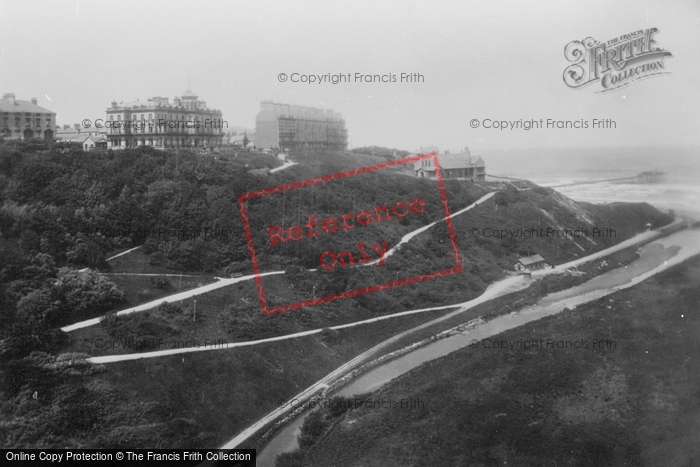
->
3;93;16;104
111;101;118;109
74;124;80;130
64;124;70;130
31;98;38;105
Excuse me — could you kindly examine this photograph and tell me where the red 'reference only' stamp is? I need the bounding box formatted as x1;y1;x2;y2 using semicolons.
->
238;152;462;315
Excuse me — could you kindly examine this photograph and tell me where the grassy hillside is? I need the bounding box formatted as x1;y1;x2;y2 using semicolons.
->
300;255;700;467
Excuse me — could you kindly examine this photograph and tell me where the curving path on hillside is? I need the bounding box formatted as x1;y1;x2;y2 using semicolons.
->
106;245;143;262
87;303;463;364
269;160;297;173
85;220;668;363
60;271;284;332
532;217;684;276
373;191;497;263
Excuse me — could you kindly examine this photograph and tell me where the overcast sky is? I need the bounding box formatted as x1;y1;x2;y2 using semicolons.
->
1;0;699;151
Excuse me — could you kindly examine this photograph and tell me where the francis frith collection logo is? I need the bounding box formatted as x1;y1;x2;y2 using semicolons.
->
563;27;672;93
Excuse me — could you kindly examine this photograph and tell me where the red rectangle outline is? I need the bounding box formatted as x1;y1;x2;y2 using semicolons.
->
238;152;462;315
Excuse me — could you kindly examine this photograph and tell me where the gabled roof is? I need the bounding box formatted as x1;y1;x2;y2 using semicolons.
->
0;98;55;114
83;135;107;143
515;254;545;266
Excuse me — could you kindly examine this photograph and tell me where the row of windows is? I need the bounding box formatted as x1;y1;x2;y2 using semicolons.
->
108;113;220;121
0;112;52;117
419;161;484;170
109;137;219;147
2;117;53;127
108;127;222;135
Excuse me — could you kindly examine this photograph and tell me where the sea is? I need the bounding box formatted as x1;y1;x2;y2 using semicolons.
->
480;145;700;220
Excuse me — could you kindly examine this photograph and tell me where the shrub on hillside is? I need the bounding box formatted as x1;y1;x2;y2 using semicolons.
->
149;276;172;290
99;302;201;350
217;303;287;339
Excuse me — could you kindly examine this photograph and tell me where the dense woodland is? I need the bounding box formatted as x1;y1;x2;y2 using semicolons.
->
0;139;672;448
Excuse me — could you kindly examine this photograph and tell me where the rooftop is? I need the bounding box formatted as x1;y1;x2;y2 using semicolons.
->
0;94;55;114
515;254;545;266
413;152;485;170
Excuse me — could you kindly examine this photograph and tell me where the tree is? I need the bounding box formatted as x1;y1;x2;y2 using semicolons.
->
15;287;61;330
52;268;125;324
15;268;125;330
66;233;107;269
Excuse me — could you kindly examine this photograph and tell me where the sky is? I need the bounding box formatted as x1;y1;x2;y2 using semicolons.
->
1;0;699;152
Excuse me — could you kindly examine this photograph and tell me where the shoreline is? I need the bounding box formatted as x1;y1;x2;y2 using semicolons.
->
555;181;700;222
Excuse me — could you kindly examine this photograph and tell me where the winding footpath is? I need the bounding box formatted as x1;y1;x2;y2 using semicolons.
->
87;303;462;364
106;245;143;261
60;271;284;332
531;219;682;276
269;160;298;173
378;191;497;262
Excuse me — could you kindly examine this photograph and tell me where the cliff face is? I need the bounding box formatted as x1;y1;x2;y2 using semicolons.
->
448;185;672;271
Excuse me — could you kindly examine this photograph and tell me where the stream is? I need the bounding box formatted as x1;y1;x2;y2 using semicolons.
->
257;228;700;466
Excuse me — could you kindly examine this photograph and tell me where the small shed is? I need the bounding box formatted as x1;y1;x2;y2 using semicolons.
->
513;254;548;271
